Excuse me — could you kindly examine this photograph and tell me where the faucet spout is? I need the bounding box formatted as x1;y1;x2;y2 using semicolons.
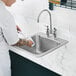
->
37;9;52;34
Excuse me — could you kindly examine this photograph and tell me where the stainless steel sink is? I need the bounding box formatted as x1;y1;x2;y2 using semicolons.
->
19;33;68;56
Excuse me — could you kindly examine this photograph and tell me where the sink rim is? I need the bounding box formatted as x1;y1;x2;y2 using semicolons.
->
18;32;69;57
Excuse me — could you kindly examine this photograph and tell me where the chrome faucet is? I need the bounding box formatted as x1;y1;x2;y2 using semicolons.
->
37;9;52;34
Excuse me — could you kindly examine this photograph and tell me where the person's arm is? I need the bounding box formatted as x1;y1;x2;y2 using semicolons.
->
1;15;33;47
15;26;33;47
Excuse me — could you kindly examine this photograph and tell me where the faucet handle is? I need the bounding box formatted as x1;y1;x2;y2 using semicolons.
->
45;25;50;30
54;27;57;32
45;25;50;37
46;26;49;29
53;27;57;38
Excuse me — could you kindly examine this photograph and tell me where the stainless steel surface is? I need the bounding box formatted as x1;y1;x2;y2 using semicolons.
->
37;9;52;34
19;33;68;56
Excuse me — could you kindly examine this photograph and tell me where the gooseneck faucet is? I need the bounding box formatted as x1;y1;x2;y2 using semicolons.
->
37;9;52;34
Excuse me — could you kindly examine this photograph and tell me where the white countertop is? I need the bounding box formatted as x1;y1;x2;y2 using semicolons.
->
10;18;76;76
10;44;65;75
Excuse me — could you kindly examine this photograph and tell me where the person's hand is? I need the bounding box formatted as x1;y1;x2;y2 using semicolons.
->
22;39;33;47
26;40;33;47
13;39;33;47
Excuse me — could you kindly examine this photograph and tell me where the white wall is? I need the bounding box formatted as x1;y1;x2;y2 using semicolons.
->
7;0;50;36
52;7;76;37
7;0;76;38
8;0;48;19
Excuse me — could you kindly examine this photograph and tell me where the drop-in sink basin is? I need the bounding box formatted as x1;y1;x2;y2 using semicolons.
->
19;33;68;56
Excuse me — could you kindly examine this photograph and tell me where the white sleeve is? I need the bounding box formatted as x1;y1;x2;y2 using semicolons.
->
2;16;19;45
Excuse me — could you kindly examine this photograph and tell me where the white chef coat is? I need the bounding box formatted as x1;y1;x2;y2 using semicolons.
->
0;1;19;76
